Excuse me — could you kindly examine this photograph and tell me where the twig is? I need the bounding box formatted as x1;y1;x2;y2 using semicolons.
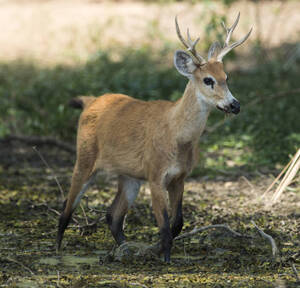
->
174;223;252;241
5;257;35;275
251;220;278;258
0;134;75;153
241;175;254;190
71;215;105;234
80;203;89;225
32;146;65;201
47;207;61;216
290;262;300;283
38;202;78;225
85;215;106;227
34;202;61;215
78;215;106;236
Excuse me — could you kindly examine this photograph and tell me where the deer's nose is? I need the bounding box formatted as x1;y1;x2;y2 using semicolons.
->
230;99;240;114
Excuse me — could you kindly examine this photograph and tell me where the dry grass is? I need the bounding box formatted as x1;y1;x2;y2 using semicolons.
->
262;149;300;204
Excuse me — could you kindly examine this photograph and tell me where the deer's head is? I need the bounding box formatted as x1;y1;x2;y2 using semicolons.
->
174;13;252;114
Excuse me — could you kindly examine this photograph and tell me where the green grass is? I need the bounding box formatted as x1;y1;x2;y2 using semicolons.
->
1;45;299;174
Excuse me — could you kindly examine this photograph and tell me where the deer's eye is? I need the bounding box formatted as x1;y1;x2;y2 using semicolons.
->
203;77;215;88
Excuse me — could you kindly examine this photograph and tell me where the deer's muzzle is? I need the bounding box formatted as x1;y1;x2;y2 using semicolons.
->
230;99;240;114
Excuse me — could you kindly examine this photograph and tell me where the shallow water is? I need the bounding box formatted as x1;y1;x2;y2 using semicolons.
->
39;254;102;266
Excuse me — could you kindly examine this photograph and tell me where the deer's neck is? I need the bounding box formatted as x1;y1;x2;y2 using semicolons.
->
169;80;211;143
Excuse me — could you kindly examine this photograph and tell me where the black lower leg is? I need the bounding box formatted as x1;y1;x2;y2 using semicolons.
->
57;199;72;250
106;210;126;245
171;202;183;239
160;209;173;263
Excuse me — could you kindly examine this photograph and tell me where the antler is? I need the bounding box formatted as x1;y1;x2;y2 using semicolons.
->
217;12;252;62
175;16;206;65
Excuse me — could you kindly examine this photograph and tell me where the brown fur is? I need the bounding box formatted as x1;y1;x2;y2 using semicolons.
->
58;61;234;262
57;12;252;261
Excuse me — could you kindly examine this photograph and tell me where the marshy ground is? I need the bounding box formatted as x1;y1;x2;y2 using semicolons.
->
0;142;299;287
0;1;299;287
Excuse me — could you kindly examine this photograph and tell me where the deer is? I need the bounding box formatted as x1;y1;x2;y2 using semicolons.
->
57;13;252;263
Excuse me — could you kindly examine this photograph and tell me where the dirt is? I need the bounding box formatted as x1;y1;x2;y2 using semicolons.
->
0;141;299;287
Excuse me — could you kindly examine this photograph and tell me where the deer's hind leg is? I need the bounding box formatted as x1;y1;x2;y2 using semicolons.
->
57;144;98;250
106;175;141;245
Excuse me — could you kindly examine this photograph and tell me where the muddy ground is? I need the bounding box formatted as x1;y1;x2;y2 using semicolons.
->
0;0;299;287
0;142;299;287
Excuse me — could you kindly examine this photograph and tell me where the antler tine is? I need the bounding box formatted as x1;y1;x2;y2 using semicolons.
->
217;12;252;62
175;15;189;49
222;12;240;47
175;16;206;64
186;28;200;51
217;27;252;61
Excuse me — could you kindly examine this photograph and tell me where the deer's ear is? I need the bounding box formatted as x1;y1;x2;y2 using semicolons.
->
174;50;197;78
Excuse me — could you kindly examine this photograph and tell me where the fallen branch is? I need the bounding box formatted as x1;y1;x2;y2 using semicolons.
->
0;134;75;153
4;256;35;275
174;223;253;241
251;220;279;258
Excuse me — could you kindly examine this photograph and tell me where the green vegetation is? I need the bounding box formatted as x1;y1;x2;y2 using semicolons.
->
0;44;299;174
0;1;299;287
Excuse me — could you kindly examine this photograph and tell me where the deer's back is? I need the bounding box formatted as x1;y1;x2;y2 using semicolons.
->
77;93;176;179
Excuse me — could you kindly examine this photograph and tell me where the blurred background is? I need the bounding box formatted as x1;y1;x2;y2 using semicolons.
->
0;2;299;285
0;0;299;176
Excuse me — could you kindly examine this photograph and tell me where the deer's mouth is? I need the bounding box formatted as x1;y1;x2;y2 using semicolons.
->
216;105;231;114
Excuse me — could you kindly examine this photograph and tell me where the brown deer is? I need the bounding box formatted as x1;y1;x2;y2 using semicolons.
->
57;13;252;262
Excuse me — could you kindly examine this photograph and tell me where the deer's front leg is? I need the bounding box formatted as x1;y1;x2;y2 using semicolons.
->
167;176;185;239
149;182;172;263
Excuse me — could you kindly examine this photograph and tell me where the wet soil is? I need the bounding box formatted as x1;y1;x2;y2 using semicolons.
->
0;142;299;287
